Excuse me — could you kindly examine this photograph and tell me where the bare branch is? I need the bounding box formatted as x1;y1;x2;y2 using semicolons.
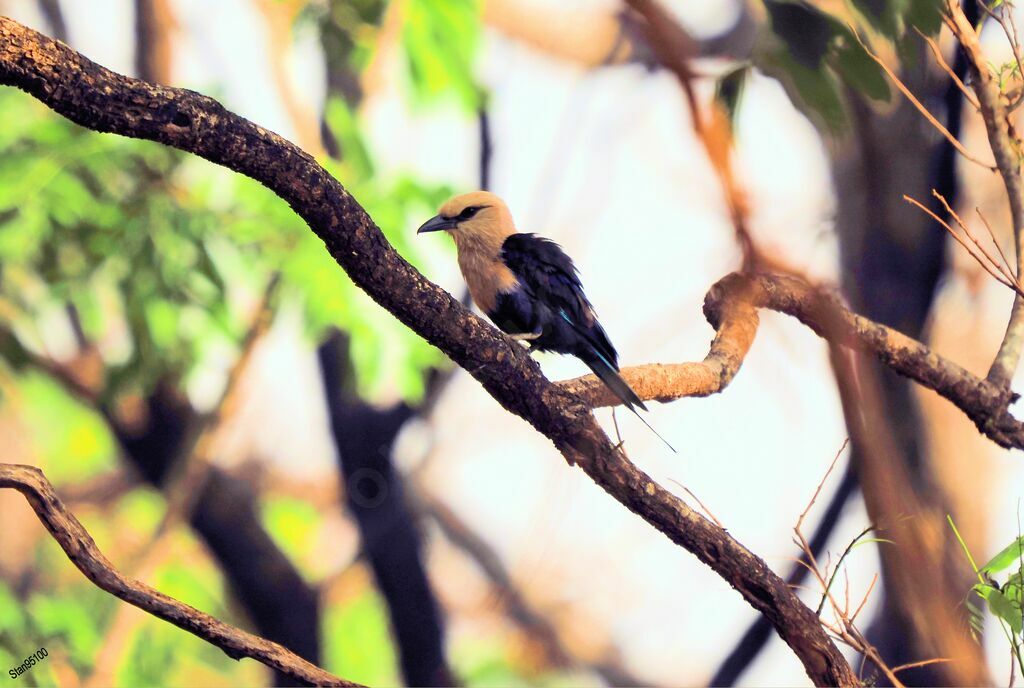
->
563;272;1024;449
903;193;1022;294
948;3;1024;389
0;463;358;687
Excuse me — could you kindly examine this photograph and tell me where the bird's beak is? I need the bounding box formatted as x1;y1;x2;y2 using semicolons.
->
417;215;456;234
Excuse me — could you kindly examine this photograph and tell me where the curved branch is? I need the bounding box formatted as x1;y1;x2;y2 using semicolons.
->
0;463;358;687
562;272;1024;449
0;19;855;686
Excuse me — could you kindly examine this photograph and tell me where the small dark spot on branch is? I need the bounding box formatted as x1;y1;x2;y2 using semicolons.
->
171;110;190;128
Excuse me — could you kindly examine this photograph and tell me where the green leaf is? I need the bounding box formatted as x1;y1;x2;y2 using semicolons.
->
982;536;1024;574
760;44;848;132
851;0;903;39
715;64;750;127
765;1;835;69
987;588;1023;634
829;28;891;102
905;0;945;36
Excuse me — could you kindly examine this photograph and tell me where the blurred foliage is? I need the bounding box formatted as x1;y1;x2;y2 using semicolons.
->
9;372;116;485
0;87;452;403
950;517;1024;676
323;584;401;686
402;0;484;109
749;0;944;132
261;495;323;578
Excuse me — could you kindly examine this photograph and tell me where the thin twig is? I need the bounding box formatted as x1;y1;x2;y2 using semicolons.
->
852;24;995;170
891;658;955;675
916;27;980;110
903;193;1024;295
948;3;1024;388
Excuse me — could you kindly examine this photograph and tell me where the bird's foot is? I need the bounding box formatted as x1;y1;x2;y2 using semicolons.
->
508;330;542;342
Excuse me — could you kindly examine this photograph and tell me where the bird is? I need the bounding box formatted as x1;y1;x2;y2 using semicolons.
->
417;190;673;451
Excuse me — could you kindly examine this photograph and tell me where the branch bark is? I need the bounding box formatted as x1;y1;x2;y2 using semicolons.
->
562;272;1024;449
0;463;358;687
0;18;857;686
948;3;1024;391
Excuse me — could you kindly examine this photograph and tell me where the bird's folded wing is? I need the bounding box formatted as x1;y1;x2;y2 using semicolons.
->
500;233;618;367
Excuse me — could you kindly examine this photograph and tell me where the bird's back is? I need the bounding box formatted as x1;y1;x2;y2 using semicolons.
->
500;233;619;367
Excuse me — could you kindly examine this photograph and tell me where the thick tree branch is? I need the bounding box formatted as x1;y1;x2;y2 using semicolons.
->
0;463;357;687
0;19;856;685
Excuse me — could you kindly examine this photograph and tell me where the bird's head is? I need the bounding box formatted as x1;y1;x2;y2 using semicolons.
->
417;191;515;249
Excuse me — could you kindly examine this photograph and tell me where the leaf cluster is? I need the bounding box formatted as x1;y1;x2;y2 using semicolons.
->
746;0;945;131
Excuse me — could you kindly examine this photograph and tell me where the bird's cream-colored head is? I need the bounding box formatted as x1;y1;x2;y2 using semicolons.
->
417;191;516;256
417;191;521;312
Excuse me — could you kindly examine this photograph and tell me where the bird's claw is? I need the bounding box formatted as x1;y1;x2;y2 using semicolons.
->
508;330;542;342
509;329;544;346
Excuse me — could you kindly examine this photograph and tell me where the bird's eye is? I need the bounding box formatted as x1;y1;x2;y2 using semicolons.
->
458;206;480;220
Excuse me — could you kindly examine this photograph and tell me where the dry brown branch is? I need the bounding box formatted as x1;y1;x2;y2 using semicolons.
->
852;26;996;171
830;344;990;685
903;192;1023;295
917;28;980;110
932;191;1017;282
561;272;1024;449
977;207;1016;279
0;18;874;684
792;450;913;688
0;463;358;687
948;3;1024;389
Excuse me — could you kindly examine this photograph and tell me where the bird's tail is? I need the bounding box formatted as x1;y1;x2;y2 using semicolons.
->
579;349;676;453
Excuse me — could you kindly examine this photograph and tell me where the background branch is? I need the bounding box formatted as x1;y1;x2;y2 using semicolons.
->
562;272;1024;450
0;463;357;688
948;3;1024;391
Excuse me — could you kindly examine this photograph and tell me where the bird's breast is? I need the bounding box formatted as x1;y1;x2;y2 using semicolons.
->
457;252;520;313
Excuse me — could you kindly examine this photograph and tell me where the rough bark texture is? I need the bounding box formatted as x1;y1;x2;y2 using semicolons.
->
0;18;857;686
0;463;356;687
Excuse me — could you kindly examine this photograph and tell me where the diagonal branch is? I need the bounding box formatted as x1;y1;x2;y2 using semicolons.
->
0;18;857;686
0;463;358;687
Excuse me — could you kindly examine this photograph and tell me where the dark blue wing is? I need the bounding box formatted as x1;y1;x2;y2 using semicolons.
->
500;233;619;368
